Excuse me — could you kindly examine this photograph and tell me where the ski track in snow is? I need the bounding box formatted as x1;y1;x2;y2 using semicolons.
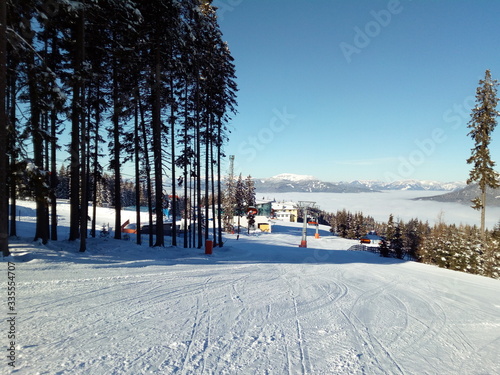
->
4;201;500;374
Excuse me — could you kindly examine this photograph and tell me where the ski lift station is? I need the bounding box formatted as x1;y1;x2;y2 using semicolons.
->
272;201;299;222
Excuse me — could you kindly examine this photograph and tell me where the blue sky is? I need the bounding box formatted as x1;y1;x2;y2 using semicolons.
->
215;0;500;182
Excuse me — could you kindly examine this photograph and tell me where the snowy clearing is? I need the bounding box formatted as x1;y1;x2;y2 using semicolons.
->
2;201;500;374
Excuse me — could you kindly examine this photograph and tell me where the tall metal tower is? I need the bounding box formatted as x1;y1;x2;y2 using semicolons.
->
228;155;235;180
298;201;316;248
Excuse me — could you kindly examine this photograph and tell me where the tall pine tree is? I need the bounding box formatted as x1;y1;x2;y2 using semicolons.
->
466;69;500;241
2;0;237;252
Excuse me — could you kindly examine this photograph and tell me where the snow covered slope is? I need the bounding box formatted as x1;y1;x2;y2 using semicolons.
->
3;202;500;374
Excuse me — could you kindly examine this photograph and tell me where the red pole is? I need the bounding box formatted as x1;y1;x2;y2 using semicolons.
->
205;239;213;254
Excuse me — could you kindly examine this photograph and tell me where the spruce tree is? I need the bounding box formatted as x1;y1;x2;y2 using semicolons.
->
222;164;236;233
391;223;404;259
245;175;256;233
403;218;426;260
234;173;245;238
2;0;237;252
386;214;395;243
467;69;500;242
379;239;390;257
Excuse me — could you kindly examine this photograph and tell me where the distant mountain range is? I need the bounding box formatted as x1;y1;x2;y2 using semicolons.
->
345;179;466;192
253;174;374;193
416;184;500;207
254;173;466;193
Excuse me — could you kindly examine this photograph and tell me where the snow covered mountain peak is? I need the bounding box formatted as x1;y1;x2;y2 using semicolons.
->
269;173;316;182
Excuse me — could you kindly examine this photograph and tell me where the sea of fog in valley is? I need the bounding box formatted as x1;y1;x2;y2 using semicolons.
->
258;190;500;228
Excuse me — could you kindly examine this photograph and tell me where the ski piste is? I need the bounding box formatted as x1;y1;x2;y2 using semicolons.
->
5;199;500;374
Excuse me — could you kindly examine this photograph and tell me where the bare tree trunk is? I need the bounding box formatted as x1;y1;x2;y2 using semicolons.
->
78;7;87;252
79;98;88;252
139;95;154;247
152;47;164;247
183;82;189;249
69;11;85;241
8;61;17;238
216;121;223;247
190;162;194;248
134;99;141;245
210;128;217;245
90;89;101;238
169;78;177;246
195;84;202;248
27;24;49;244
112;45;121;241
50;102;58;240
0;0;9;256
205;115;209;242
49;34;58;241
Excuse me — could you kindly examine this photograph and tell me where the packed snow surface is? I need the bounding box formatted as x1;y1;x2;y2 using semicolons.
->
4;201;500;374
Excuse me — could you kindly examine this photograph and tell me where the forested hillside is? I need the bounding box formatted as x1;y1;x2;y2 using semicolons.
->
0;0;237;253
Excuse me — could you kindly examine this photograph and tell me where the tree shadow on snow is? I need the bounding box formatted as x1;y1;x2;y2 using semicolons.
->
7;231;408;269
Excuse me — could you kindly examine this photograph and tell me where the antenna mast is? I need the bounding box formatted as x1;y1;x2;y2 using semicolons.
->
228;155;235;180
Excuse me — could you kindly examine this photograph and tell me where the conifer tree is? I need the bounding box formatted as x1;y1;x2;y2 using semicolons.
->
390;222;404;259
467;69;500;242
222;166;236;233
485;228;500;278
234;173;245;237
3;0;237;252
386;214;395;243
379;239;389;257
403;218;427;260
245;175;256;233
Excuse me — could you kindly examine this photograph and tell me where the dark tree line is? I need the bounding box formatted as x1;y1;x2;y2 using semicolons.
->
328;209;380;239
52;166;139;208
418;221;500;278
0;0;237;254
327;206;499;278
222;173;256;237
